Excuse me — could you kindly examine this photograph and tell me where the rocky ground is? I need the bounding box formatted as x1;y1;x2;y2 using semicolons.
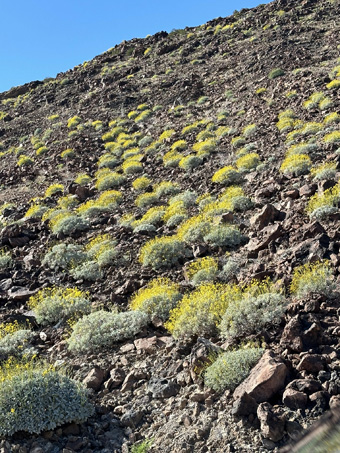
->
0;0;340;451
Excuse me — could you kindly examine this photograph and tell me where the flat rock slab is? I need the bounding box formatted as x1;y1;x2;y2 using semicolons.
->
234;350;288;403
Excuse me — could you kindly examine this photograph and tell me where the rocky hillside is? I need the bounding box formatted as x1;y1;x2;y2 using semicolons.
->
0;0;340;451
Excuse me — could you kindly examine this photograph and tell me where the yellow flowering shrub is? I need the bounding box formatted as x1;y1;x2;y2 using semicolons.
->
290;261;335;298
166;283;241;338
129;277;182;320
28;286;91;325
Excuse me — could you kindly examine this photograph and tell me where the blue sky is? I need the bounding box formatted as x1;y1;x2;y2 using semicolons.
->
0;0;270;93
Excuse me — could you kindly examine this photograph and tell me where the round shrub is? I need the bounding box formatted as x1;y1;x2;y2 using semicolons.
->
70;261;102;281
50;213;89;235
212;166;241;185
139;236;189;269
204;347;264;392
67;310;149;353
42;243;87;270
203;224;243;248
166;283;240;339
280;154;311;176
0;322;35;361
129;278;182;321
219;291;286;339
28;287;91;325
0;360;93;435
290;261;335;298
179;155;203;171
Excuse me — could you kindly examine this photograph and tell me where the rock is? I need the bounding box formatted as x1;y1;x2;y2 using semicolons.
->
254;183;278;200
309;390;330;409
247;224;283;258
233;351;288;403
221;211;234;223
23;251;40;270
120;409;144;428
283;189;299;199
329;395;340;411
282;388;308;410
286;378;321;394
134;336;158;353
189;338;222;380
83;367;105;391
280;315;304;352
250;204;283;230
192;244;208;258
106;368;126;389
257;402;285;442
62;423;80;436
297;354;325;373
231;392;258;416
299;183;317;197
190;391;208;403
7;286;36;301
0;279;12;291
148;377;180;399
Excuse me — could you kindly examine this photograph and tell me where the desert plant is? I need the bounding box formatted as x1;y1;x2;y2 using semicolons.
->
28;287;91;325
203;224;243;248
236;153;260;171
67;309;149;352
306;184;340;218
75;173;92;186
204;347;264;392
186;257;218;286
219;279;286;339
324;131;340;144
311;162;337;181
290;261;335;298
70;261;102;281
135;192;159;209
0;321;35;360
280;154;311;176
166;283;240;338
129;278;182;321
268;68;284;79
153;181;180;198
61;148;75;159
132;176;152;191
42;243;87;270
0;250;12;270
50;212;89;235
212;166;241;185
67;116;82;130
326;80;340;90
0;358;93;435
139;236;189;269
179;155;203;171
17;155;33;166
177;215;211;243
45;184;64;198
95;171;126;191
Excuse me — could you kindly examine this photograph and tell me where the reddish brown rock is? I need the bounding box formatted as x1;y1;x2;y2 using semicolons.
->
280;315;304;352
329;395;340;411
257;402;286;442
134;336;158;353
297;354;325;373
250;203;283;230
83;367;105;391
233;351;288;403
282;388;308;410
